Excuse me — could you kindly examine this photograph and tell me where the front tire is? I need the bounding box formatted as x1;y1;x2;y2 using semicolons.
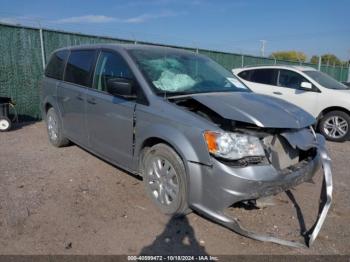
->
142;144;189;216
319;111;350;142
46;107;70;147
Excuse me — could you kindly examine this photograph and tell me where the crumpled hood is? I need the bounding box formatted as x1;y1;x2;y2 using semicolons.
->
192;92;315;128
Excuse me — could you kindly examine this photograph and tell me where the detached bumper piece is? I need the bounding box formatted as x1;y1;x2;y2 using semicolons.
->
209;136;332;248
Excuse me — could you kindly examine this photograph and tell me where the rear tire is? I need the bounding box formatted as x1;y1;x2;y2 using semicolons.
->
142;143;189;216
319;111;350;142
0;116;11;132
46;107;70;147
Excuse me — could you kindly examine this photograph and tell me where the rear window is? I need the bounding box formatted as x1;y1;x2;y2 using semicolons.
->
64;50;96;87
45;50;69;80
250;69;277;85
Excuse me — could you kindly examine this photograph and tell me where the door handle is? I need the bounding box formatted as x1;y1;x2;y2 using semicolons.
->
273;91;283;95
87;98;97;105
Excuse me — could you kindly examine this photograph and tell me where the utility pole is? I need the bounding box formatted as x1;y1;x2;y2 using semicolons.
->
260;40;267;57
37;20;46;70
318;56;322;71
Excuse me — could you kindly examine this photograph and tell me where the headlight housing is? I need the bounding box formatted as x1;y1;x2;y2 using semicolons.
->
204;131;265;160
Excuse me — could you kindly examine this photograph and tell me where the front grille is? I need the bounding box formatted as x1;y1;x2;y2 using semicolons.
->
218;156;268;167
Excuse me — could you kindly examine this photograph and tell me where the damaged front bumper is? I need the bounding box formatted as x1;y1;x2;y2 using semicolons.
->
188;134;332;248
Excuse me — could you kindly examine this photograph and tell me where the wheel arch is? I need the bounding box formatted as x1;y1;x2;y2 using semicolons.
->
317;106;350;126
41;96;60;120
138;137;184;175
44;102;53;114
135;125;212;175
42;97;66;138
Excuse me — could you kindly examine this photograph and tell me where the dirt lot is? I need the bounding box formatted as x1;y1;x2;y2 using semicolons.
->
0;122;349;255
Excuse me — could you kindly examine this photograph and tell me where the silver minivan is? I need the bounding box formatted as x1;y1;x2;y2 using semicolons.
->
41;44;332;247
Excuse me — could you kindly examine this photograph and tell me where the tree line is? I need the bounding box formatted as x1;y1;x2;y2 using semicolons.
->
269;51;348;66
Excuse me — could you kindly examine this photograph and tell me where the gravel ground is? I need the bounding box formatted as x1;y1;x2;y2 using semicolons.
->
0;122;349;255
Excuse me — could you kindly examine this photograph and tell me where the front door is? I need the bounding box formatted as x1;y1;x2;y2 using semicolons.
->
272;69;319;117
86;50;136;169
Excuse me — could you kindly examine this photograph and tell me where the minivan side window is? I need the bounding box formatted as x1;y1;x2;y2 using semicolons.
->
93;51;133;92
249;69;277;85
64;50;96;87
45;50;69;80
278;69;310;89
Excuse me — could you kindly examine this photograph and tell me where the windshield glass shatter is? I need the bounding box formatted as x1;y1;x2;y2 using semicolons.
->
129;48;250;95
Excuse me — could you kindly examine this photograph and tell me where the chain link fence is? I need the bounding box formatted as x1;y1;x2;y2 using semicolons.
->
0;22;349;119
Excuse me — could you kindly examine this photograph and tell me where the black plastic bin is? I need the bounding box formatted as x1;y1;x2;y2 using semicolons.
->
0;97;11;118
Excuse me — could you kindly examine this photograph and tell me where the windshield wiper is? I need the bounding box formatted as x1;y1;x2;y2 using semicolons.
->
158;91;189;98
167;90;236;99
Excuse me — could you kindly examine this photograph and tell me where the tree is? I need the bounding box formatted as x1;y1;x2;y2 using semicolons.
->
320;54;342;66
310;55;319;64
310;54;343;65
269;51;307;62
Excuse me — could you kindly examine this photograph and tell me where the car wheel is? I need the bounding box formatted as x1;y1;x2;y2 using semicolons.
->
319;111;350;142
142;143;189;216
46;107;70;147
0;116;11;132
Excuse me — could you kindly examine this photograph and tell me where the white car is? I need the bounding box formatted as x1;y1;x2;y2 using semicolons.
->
233;65;350;142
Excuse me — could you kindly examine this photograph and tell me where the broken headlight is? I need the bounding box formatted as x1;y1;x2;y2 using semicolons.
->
204;131;265;160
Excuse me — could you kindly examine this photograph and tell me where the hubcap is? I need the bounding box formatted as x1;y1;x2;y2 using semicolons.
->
47;114;58;141
146;157;179;206
323;116;348;139
0;119;10;130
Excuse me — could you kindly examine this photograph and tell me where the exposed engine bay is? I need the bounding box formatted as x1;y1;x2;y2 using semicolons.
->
171;96;316;170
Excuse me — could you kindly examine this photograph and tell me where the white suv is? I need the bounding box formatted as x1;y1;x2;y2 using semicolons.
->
233;65;350;142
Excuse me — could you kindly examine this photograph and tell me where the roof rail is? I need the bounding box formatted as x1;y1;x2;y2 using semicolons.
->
242;64;277;68
241;64;315;69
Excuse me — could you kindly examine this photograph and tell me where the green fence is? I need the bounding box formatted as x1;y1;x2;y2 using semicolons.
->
0;23;349;119
0;25;43;119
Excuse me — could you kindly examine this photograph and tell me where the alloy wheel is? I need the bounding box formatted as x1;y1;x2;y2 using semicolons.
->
323;116;348;139
146;157;180;206
47;114;58;141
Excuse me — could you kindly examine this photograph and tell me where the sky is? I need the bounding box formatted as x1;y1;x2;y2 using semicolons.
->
0;0;349;61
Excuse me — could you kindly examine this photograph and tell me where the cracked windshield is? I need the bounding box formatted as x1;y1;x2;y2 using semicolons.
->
129;49;249;96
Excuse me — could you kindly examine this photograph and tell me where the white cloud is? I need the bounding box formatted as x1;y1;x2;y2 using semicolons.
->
124;11;182;24
54;15;116;24
0;16;40;25
52;11;184;25
0;17;18;24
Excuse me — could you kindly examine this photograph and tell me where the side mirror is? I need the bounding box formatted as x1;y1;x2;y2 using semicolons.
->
107;78;136;99
300;81;312;90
